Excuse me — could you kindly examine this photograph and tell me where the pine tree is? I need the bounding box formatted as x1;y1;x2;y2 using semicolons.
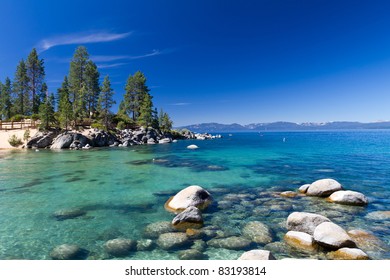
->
57;76;73;129
0;81;3;119
98;75;115;130
68;46;89;125
13;59;30;115
85;60;100;118
158;109;173;133
1;78;12;120
123;71;150;121
137;92;153;128
39;91;55;130
26;48;45;114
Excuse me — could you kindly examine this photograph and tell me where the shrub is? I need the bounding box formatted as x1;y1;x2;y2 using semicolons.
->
91;122;105;130
117;121;126;130
23;129;31;141
31;114;40;121
10;114;25;122
8;134;23;147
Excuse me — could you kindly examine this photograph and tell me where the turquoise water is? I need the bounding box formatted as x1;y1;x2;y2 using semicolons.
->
1;131;390;259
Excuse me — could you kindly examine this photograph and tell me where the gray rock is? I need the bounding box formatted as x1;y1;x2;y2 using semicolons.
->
187;144;199;149
165;185;212;212
136;239;155;251
286;212;331;235
172;206;203;230
191;240;207;252
284;231;318;252
238;249;276;260
328;190;368;206
50;244;88;260
157;232;191;250
51;134;73;149
104;239;137;257
313;222;356;249
242;221;273;244
143;221;176;239
159;138;172;144
53;208;87;221
207;236;252;250
27;131;57;149
90;130;118;147
178;249;206;260
306;178;343;197
147;138;156;144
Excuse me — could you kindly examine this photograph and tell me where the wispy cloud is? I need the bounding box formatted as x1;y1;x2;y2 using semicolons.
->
37;31;132;52
91;49;163;62
170;102;191;106
97;63;128;69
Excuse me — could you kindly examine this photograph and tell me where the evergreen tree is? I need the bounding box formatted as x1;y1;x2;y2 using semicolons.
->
57;76;73;129
158;109;173;133
13;59;30;115
0;81;3;119
1;78;13;120
68;46;89;125
85;60;100;118
26;48;45;114
39;91;55;130
98;75;115;130
122;71;150;121
137;92;153;128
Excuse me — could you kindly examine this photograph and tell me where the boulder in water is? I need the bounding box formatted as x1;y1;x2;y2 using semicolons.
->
306;178;343;197
187;144;199;150
286;212;331;235
328;190;368;206
313;222;356;249
238;249;276;260
165;185;212;212
104;238;137;257
172;206;203;230
50;244;88;260
157;232;191;250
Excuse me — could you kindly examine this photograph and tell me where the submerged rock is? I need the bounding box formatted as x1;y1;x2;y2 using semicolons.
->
238;250;276;260
53;208;87;221
280;191;297;198
136;239;155;251
328;190;368;206
313;222;356;249
242;221;273;244
143;221;176;239
365;211;390;220
178;249;206;260
165;185;212;212
157;232;191;250
50;244;88;260
286;212;331;235
104;238;137;257
207;236;252;250
284;231;318;252
306;179;343;197
326;248;369;260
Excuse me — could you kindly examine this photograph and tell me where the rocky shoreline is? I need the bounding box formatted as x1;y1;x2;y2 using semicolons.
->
24;128;221;150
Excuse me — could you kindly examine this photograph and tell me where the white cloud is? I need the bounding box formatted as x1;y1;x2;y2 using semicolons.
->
97;63;128;69
91;49;162;62
37;31;132;52
170;102;191;106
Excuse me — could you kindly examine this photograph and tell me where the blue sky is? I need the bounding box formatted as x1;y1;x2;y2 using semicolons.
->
1;0;390;126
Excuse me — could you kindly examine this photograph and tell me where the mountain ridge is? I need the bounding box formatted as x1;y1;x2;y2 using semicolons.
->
177;121;390;132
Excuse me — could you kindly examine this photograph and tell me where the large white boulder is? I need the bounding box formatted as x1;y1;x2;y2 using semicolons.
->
306;179;342;197
165;185;212;212
313;222;356;249
286;212;331;235
238;249;276;260
284;231;317;252
328;190;368;206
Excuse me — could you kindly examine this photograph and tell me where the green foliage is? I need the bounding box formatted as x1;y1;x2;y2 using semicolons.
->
85;60;100;117
26;48;45;114
98;75;115;130
10;114;25;122
122;71;150;121
8;134;23;147
31;113;40;121
137;93;153;128
23;129;31;141
91;122;105;130
13;59;30;115
117;121;126;130
158;109;173;133
0;77;12;120
39;93;55;130
57;76;73;129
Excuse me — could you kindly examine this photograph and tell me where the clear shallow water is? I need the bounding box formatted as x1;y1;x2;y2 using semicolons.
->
0;131;390;259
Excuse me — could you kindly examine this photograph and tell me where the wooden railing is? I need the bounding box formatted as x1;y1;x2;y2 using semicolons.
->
0;119;39;130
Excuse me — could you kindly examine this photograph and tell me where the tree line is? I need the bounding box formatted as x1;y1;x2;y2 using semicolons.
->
0;46;173;133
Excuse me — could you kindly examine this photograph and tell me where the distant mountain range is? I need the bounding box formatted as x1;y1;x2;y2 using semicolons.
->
178;121;390;132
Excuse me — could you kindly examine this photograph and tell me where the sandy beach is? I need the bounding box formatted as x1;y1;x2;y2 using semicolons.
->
0;128;38;149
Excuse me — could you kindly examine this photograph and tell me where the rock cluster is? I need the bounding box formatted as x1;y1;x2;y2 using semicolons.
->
284;211;370;259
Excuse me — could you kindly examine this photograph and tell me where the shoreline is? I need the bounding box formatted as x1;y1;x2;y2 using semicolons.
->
0;128;38;150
